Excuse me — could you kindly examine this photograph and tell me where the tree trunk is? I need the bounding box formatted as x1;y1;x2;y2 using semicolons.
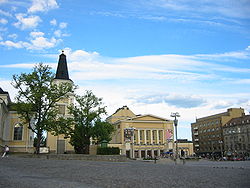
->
85;144;90;154
35;131;42;154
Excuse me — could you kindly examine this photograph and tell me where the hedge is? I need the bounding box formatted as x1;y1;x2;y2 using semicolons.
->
97;147;120;155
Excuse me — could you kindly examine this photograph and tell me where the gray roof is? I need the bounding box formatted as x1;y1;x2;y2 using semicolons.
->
224;115;250;127
55;52;70;80
0;87;8;94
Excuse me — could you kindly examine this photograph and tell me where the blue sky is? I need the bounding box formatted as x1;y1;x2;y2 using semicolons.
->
0;0;250;140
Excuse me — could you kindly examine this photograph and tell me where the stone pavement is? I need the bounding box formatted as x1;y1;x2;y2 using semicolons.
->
0;156;249;188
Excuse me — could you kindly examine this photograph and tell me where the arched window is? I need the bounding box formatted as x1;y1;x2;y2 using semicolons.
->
14;123;23;140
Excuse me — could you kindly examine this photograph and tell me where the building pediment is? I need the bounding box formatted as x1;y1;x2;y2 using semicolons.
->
131;114;169;122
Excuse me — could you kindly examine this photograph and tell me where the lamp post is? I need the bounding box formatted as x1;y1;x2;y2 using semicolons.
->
128;127;136;159
219;140;223;158
171;112;180;162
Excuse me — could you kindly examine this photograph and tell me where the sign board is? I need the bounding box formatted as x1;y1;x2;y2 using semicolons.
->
124;128;135;142
165;129;173;141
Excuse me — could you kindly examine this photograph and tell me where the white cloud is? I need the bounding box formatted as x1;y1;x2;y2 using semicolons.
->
0;40;25;48
28;0;58;13
0;9;12;17
0;36;60;50
59;22;67;29
28;36;59;50
151;0;250;19
30;31;44;38
0;63;36;69
195;51;250;60
41;47;247;83
0;0;7;4
50;18;57;26
0;18;8;24
0;79;17;101
13;13;41;30
139;15;166;21
134;93;206;108
8;33;18;39
54;30;61;37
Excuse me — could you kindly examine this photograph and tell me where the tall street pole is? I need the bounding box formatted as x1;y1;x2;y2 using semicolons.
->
171;112;180;163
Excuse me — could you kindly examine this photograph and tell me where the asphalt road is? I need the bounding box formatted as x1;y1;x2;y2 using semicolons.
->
0;157;249;188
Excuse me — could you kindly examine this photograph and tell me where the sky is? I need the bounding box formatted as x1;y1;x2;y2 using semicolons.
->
0;0;250;140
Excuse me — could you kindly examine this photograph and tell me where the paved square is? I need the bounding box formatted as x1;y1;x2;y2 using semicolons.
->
0;157;249;188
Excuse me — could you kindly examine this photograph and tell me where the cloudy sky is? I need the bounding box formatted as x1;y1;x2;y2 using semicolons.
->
0;0;250;139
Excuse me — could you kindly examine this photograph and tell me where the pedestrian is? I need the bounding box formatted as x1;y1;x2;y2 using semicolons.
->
2;145;9;158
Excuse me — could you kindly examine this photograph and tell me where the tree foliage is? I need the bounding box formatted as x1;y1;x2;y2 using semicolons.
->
12;63;75;154
92;120;115;144
69;90;114;154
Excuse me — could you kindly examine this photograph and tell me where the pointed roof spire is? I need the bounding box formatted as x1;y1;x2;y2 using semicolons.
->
55;50;70;80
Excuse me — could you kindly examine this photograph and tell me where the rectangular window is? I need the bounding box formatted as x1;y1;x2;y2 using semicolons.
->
146;130;150;140
14;124;23;140
159;130;162;140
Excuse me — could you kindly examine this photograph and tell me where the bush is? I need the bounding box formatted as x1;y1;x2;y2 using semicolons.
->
97;147;120;155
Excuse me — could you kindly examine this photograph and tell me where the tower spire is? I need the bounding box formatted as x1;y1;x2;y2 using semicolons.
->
55;51;70;80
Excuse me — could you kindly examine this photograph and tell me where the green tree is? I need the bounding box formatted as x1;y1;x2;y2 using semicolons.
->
92;120;115;144
69;90;113;154
12;63;75;154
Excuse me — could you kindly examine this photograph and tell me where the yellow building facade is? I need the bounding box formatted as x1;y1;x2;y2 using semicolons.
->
107;106;174;158
176;139;194;157
0;88;34;153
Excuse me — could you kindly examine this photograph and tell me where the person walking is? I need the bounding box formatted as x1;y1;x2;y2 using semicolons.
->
2;145;9;158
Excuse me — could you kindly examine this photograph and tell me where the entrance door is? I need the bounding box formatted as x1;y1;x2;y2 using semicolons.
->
57;140;65;154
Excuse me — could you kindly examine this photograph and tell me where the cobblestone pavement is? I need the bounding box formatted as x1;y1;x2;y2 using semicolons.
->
0;157;249;188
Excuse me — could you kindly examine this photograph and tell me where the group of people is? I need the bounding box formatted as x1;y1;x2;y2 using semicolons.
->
1;145;9;158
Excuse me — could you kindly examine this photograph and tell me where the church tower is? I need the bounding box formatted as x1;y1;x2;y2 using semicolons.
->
53;50;73;85
47;51;75;154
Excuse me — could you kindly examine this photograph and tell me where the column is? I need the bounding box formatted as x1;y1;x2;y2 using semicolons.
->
137;130;140;144
144;130;147;144
138;150;142;158
150;130;153;144
157;149;161;157
151;150;154;158
156;130;159;144
145;149;148;158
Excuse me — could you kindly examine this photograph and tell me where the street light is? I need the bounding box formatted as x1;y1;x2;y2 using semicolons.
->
126;127;136;159
219;140;223;158
171;112;180;162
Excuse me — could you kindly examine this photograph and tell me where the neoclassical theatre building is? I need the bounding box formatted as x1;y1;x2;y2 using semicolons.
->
107;106;175;158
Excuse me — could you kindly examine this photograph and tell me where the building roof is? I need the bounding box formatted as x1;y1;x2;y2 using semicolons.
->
224;115;250;128
192;108;244;124
130;114;170;121
55;51;70;80
176;139;193;143
107;106;171;124
0;87;8;94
